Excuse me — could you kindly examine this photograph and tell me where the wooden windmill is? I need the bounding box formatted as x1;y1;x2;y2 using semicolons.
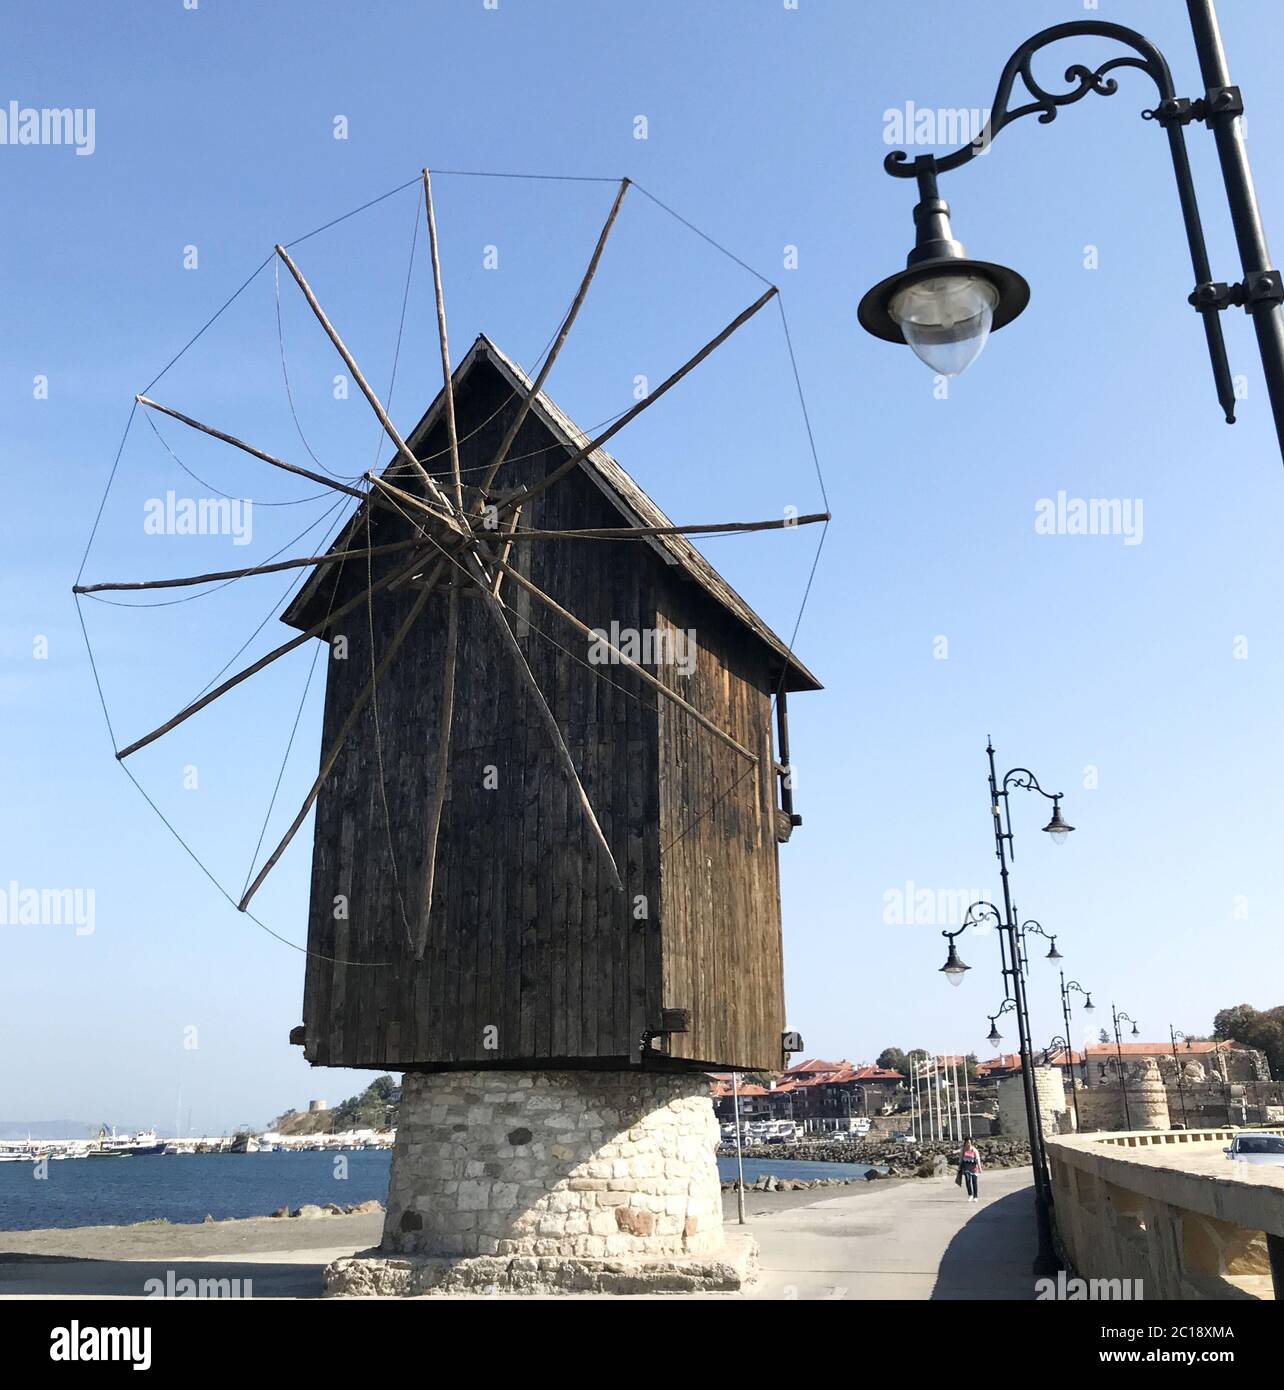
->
77;174;825;1076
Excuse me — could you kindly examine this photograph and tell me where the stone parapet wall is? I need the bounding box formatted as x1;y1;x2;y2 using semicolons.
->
381;1070;724;1261
1048;1130;1284;1300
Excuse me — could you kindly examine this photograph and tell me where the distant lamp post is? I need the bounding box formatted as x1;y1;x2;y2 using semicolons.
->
859;3;1284;464
1112;1005;1141;1129
1170;1026;1194;1127
1060;974;1095;1129
1018;917;1062;966
1040;1035;1071;1068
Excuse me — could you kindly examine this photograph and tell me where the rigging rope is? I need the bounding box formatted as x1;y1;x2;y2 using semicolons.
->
76;164;831;964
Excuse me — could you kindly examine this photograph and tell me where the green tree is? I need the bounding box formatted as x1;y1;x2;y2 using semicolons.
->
1213;1004;1284;1079
332;1075;398;1130
877;1047;908;1076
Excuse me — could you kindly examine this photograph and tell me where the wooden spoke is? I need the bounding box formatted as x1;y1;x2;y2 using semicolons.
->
477;177;629;502
74;538;423;595
274;243;459;522
116;546;441;760
239;577;438;911
499;286;778;517
362;472;462;537
488;505;523;596
422;170;464;514
495;513;830;543
461;549;622;891
136;395;367;500
413;575;460;960
490;556;757;764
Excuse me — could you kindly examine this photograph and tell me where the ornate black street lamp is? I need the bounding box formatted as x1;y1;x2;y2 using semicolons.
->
988;739;1073;1270
941;896;1054;1274
934;741;1074;1274
1112;1005;1141;1129
1170;1026;1195;1127
859;3;1284;463
1059;973;1095;1129
1017;917;1062;969
986;997;1020;1050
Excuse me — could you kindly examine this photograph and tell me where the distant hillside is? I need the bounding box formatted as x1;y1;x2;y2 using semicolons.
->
272;1076;398;1135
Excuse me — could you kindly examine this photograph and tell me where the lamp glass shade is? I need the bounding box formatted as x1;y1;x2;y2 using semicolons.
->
1083;997;1095;1013
888;274;998;377
1046;942;1062;961
987;1026;1002;1047
940;940;969;986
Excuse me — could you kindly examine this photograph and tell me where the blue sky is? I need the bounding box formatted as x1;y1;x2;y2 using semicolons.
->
5;0;1284;1134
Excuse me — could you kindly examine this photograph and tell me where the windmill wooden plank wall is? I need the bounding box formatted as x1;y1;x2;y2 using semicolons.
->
284;337;819;1074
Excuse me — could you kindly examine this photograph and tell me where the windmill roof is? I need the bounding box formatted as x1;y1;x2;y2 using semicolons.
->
282;334;822;692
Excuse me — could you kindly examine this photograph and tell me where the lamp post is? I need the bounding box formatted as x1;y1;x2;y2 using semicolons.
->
1059;974;1095;1130
1016;916;1062;972
859;2;1284;465
986;997;1020;1051
944;901;1053;1271
1170;1026;1194;1128
935;739;1072;1273
1112;1005;1141;1129
988;738;1073;1268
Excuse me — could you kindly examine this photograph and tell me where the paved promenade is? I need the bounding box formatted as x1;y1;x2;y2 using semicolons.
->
0;1168;1036;1300
740;1166;1036;1300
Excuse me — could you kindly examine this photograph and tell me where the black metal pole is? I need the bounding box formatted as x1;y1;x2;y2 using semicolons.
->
1169;1025;1190;1127
1060;973;1082;1131
1113;1006;1134;1129
987;742;1057;1275
1268;1233;1284;1302
1010;931;1053;1174
1186;0;1284;456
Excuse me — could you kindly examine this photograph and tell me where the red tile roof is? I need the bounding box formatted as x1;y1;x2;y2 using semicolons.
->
1084;1040;1232;1057
784;1059;848;1075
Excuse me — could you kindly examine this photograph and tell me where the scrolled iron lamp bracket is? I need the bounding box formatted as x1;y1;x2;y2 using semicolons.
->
862;16;1284;437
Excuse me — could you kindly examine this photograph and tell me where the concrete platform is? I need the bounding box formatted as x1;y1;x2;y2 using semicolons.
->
325;1231;758;1295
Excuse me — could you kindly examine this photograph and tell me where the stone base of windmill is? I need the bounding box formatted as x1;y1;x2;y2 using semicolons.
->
324;1069;755;1296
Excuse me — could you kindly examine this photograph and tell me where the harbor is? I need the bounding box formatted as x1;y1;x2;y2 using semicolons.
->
0;1127;396;1162
0;1136;888;1233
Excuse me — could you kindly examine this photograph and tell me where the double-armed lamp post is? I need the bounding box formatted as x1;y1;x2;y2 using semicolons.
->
1059;974;1095;1129
1170;1026;1195;1127
1112;1005;1142;1129
859;0;1284;465
1017;917;1062;972
937;739;1073;1275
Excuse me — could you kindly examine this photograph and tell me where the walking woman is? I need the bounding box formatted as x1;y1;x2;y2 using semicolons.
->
958;1139;981;1202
